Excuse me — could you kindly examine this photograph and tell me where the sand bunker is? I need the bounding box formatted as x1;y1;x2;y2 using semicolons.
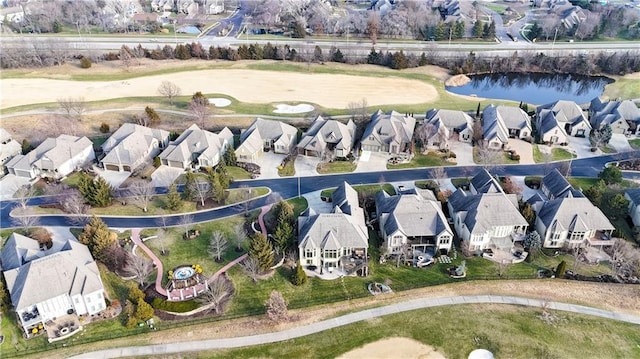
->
1;69;438;110
208;98;232;107
273;104;314;114
337;337;446;359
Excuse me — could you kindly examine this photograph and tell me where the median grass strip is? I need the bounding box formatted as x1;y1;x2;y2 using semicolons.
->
317;160;357;174
533;145;576;163
387;152;454;169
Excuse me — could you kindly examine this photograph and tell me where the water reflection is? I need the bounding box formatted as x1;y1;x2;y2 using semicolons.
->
446;73;613;105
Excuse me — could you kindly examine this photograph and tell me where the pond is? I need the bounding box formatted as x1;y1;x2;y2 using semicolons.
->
446;72;613;105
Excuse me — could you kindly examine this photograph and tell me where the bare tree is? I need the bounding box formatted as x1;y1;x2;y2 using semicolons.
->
608;238;640;280
346;98;369;124
497;259;511;277
189;177;211;207
12;186;39;234
232;222;248;251
57;97;86;120
189;100;211;129
415;122;438;151
179;214;194;238
472;120;484;144
264;290;289;322
119;45;132;69
233;185;254;217
429;166;447;187
241;256;261;283
475;141;504;172
157;81;181;105
318;148;336;171
209;231;229;262
124;253;153;287
197;275;234;314
61;189;90;225
126;179;156;212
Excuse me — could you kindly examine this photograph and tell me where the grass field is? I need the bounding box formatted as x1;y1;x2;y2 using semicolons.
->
533;145;576;163
387;152;454;169
630;138;640;149
317;160;357;174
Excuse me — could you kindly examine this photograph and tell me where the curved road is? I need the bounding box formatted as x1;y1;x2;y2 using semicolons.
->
69;294;640;358
2;150;640;229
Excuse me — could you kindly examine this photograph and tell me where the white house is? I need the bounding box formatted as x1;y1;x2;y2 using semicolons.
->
6;135;95;179
0;233;106;341
360;110;416;154
158;124;233;170
423;108;474;146
589;98;640;135
537;110;569;145
375;188;453;256
0;6;25;23
236;118;298;164
483;104;532;146
298;182;369;276
101;123;169;172
625;189;640;227
0;128;22;177
536;100;591;138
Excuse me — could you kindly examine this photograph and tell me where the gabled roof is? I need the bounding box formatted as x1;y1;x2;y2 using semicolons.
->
482;105;510;144
425;109;474;133
362;110;416;146
538;110;569;137
537;197;614;233
542;169;573;198
102;123;169;167
470;168;503;194
626;188;640;206
375;189;452;238
298;116;356;153
590;99;640;128
298;213;368;251
537;100;588;126
7;135;93;172
1;235;103;311
159;124;232;164
239;118;298;152
449;189;527;235
331;181;360;216
494;105;531;131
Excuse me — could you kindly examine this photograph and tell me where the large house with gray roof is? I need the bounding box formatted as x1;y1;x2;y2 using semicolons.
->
6;135;94;180
101;123;169;172
448;169;528;252
235;118;298;163
159;124;233;170
589;98;640;135
0;233;106;340
423;109;474;146
360;110;416;155
482;104;531;149
0;128;22;178
297;116;356;158
625;188;640;228
375;188;453;256
535;197;615;250
536;100;591;139
298;182;368;276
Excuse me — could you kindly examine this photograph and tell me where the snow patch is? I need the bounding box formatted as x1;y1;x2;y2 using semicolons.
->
273;104;314;114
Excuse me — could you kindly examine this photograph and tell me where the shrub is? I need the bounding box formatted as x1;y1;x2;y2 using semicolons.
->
80;56;92;68
100;122;110;133
511;154;521;161
153;156;161;168
555;260;567;278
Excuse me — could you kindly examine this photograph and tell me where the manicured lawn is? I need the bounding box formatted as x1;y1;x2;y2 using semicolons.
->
629;138;640;149
277;158;296;177
226;166;252;181
62;172;84;187
484;2;507;14
198;305;640;359
451;178;470;188
387;152;454;169
317;160;356;174
320;184;396;199
472;148;518;165
529;251;612;277
532;145;575;163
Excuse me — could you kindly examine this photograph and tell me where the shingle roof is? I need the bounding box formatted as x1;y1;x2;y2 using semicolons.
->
361;110;416;147
449;189;527;235
375;190;452;238
239;118;297;149
482;104;510;144
590;99;640;128
537;100;587;125
542;169;573;198
470;168;503;194
425;109;474;133
298;213;368;251
102;123;168;168
298;116;356;154
537;197;614;233
159;124;232;165
538;109;569;137
626;188;640;206
7;135;93;172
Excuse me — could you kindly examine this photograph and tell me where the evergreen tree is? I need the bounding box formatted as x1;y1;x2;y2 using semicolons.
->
263;42;275;59
144;106;160;125
79;216;115;262
418;52;428;66
165;183;182;211
182;171;196;200
249;43;263;60
521;203;536;228
174;44;192;60
599;166;622;185
367;47;379;64
248;232;274;272
584;180;605;206
555;260;567;278
52;19;63;33
135;300;154;321
434;22;446;41
273;201;294;225
78;174;113;207
223;148;237;166
237;44;250;59
291;262;308;286
332;48;344;63
472;20;484;38
476;102;481;118
454;21;465;39
390;50;408;70
292;21;306;38
272;220;293;254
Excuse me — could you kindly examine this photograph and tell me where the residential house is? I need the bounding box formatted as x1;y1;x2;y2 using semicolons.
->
423;109;474;146
0;128;22;177
625;188;640;227
101;123;169;172
297;116;356;158
158;124;233;170
448;169;528;252
0;6;24;23
0;233;106;340
541;169;584;200
235;118;298;163
589;98;640;135
207;0;225;14
481;105;509;149
535;197;615;249
484;104;532;140
298;182;368;276
558;5;587;29
6;135;95;180
536;100;591;137
151;0;174;12
360;110;416;154
469;168;503;194
537;110;569;144
375;188;454;256
131;12;161;24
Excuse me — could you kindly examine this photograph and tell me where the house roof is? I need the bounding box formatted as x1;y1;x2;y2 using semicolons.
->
375;190;452;238
537;197;614;233
298;213;368;251
238;118;297;153
425;109;474;133
331;181;360;217
297;116;356;153
0;128;21;165
590;99;640;128
159;124;232;164
470;168;503;194
449;189;527;235
102;123;169;167
538;110;569;137
361;110;416;147
537;100;588;126
482;104;510;144
6;135;93;172
542;169;573;198
1;236;103;311
626;188;640;206
495;105;531;131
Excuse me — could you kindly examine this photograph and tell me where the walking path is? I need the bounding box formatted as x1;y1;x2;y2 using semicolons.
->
70;294;640;358
130;228;167;296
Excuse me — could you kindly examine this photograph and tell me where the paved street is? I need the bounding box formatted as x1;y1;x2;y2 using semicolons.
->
69;294;640;358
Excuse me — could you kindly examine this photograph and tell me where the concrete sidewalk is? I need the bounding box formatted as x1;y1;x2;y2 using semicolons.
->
69;295;640;358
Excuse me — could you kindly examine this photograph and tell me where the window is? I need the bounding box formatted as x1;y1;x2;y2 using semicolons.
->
324;249;338;259
439;237;450;245
305;249;314;258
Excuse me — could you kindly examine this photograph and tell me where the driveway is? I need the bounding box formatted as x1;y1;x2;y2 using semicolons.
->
0;174;31;200
355;151;388;172
303;190;334;213
256;151;286;179
449;141;474;165
295;155;320;177
609;134;631;152
151;166;184;187
567;136;601;158
506;139;534;164
94;167;131;189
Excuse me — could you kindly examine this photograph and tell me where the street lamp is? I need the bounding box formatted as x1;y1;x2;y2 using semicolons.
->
551;27;559;51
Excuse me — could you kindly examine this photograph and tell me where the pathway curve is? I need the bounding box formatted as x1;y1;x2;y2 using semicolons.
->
130;228;167;296
69;294;640;358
